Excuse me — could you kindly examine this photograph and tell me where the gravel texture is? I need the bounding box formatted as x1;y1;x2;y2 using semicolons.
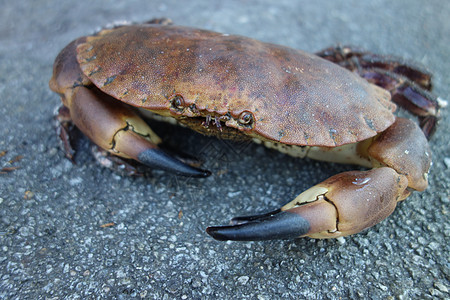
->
1;0;449;299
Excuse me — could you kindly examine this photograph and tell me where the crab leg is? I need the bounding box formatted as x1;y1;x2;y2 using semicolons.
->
49;39;210;178
316;45;440;138
315;45;433;90
207;118;431;241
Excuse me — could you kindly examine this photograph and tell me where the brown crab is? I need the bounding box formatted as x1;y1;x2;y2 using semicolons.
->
49;19;440;241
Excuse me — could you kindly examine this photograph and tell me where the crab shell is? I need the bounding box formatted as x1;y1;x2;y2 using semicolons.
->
75;24;395;147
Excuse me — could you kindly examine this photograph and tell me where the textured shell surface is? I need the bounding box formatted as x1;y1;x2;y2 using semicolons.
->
77;25;396;147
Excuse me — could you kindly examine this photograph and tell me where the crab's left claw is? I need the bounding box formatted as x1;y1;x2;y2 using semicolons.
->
207;118;430;241
207;167;410;241
206;209;311;241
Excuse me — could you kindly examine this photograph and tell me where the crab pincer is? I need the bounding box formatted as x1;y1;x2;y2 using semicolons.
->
49;37;209;177
207;118;431;241
207;168;409;240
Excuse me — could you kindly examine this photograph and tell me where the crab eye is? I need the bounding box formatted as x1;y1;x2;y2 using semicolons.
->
170;95;185;111
238;111;254;126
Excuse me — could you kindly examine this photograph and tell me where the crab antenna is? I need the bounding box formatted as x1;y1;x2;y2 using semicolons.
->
206;210;310;241
138;149;211;178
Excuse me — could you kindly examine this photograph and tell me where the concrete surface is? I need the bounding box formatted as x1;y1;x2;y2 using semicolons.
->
0;0;449;299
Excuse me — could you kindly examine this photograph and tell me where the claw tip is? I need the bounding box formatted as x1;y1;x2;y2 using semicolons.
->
138;148;211;177
205;226;229;241
206;211;310;241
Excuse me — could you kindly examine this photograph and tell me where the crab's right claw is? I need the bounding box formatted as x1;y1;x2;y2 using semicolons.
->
207;167;410;241
67;87;211;178
137;148;211;178
49;39;210;178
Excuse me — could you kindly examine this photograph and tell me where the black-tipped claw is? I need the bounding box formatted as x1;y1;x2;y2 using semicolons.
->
206;210;310;241
138;148;211;178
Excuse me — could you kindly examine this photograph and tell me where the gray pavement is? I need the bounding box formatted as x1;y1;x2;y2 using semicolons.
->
1;0;449;299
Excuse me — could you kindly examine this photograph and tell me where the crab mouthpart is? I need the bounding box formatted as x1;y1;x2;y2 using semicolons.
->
201;115;228;131
172;108;255;140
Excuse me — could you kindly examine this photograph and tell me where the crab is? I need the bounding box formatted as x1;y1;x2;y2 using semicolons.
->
49;19;440;241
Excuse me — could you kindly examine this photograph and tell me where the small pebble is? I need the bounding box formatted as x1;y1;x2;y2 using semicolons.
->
444;157;450;169
237;276;250;285
434;282;448;293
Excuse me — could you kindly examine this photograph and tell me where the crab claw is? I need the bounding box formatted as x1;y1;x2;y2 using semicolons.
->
137;148;210;177
74;88;211;178
206;209;311;241
49;38;210;178
207;167;410;241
